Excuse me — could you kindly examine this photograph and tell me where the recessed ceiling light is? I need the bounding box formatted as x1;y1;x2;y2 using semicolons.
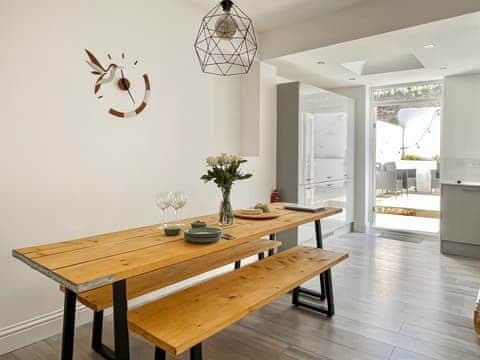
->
317;60;326;65
349;77;356;81
424;44;435;49
440;66;448;70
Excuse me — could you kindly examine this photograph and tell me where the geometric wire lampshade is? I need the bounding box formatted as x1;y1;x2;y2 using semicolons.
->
194;0;258;76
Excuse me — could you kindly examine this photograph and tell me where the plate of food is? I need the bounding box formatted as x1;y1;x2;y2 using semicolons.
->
234;203;280;220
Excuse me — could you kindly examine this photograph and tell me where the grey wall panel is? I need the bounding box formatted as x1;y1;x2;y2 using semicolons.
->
277;82;300;250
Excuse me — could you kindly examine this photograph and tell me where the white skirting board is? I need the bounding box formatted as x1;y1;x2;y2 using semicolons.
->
0;304;92;355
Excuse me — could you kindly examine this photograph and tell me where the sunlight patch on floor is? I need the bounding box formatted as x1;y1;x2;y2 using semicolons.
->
375;213;439;233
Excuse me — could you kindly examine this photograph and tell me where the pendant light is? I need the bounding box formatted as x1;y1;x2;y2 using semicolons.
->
194;0;258;76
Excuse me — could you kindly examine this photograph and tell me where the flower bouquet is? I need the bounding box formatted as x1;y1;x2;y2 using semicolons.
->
201;154;252;225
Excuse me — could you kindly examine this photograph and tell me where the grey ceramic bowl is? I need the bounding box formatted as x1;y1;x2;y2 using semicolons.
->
164;227;181;236
191;220;207;229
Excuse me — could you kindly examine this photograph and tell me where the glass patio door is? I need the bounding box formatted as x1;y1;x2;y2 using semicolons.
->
371;82;442;234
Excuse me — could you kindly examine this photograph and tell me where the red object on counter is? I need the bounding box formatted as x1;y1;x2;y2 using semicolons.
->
270;189;281;203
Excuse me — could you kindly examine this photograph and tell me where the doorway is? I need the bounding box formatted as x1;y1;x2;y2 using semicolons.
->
371;81;442;234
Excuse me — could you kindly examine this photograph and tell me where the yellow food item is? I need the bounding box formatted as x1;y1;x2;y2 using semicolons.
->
254;203;271;213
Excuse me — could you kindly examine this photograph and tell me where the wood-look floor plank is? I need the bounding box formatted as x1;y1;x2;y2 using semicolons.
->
389;347;439;360
0;353;17;360
239;300;394;359
399;322;480;357
280;347;331;360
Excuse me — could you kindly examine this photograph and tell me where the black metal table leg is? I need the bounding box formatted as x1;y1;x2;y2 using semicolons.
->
268;233;276;256
190;343;203;360
61;288;77;360
113;280;130;360
292;219;335;317
234;260;241;269
154;347;166;360
315;220;327;300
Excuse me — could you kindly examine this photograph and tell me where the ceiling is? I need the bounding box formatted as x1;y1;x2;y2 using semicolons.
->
268;11;480;88
188;0;367;32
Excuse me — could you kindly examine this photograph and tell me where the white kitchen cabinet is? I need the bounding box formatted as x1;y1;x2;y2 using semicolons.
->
277;82;355;249
300;89;354;185
441;184;480;258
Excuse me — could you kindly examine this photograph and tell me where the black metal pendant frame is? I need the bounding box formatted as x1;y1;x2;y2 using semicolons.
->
194;0;258;76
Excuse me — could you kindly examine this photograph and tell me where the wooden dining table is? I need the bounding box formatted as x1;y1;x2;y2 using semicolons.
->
12;203;341;360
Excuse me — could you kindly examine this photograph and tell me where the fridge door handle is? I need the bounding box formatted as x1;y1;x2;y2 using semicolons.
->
461;187;480;192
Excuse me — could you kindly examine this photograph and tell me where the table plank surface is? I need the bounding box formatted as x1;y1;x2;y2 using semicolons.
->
13;204;341;292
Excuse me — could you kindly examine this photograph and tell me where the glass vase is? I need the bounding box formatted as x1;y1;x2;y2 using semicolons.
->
219;187;233;226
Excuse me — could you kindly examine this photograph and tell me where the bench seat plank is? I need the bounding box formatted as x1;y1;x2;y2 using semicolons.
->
65;239;281;311
128;246;348;356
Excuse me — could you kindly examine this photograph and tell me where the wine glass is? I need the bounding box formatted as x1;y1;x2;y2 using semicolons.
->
169;191;188;225
156;192;170;228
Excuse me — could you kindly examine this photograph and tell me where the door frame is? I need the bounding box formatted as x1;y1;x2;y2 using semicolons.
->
367;80;443;234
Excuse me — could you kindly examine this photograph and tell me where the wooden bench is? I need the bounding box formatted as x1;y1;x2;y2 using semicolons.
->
60;239;280;358
128;246;348;360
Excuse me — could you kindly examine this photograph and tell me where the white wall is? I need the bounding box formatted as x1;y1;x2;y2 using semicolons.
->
259;0;480;60
240;63;260;156
0;0;276;353
238;63;278;204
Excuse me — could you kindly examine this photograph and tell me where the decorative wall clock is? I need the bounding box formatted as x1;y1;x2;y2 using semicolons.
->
85;49;151;118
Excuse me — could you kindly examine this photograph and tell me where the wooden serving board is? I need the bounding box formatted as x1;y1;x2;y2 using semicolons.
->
234;211;281;220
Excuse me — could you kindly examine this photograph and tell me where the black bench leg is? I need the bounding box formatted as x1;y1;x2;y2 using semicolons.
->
61;288;77;360
155;347;166;360
190;343;203;360
234;260;241;269
92;310;103;351
315;220;327;300
293;268;335;317
292;219;335;317
91;310;115;359
258;252;265;260
324;269;335;316
113;280;130;360
268;233;276;256
292;287;300;305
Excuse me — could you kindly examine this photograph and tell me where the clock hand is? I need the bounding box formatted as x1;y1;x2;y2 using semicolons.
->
120;69;136;104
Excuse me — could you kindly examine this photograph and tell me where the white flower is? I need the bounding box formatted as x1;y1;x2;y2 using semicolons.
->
225;154;234;164
206;156;218;167
217;153;227;165
206;153;243;167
